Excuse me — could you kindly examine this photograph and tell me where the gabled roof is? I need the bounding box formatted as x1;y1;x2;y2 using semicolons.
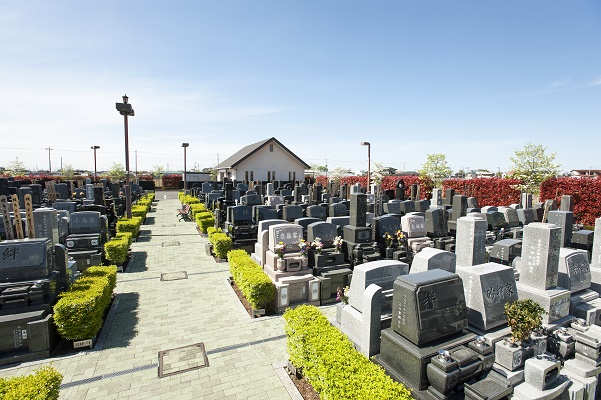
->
215;137;310;170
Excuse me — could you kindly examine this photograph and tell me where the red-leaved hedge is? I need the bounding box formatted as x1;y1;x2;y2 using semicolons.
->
161;174;182;189
540;177;601;226
442;178;522;207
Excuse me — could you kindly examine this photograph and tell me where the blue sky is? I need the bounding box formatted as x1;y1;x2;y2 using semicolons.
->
1;1;599;175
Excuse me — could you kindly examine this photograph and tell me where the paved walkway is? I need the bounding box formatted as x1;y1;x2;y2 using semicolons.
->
0;191;335;399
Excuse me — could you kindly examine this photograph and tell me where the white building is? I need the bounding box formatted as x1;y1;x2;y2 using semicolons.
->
214;137;309;183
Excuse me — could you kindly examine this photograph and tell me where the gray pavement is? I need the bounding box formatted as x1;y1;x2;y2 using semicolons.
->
0;191;335;399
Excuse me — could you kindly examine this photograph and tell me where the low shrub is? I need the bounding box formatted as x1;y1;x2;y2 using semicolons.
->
178;193;200;204
189;203;207;218
53;266;117;340
227;250;275;309
210;232;232;258
0;365;63;400
136;198;152;211
196;211;215;233
207;226;221;239
284;305;413;400
116;216;142;237
104;237;128;264
115;231;133;248
131;205;148;220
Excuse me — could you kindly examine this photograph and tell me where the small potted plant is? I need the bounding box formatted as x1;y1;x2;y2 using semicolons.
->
495;299;547;371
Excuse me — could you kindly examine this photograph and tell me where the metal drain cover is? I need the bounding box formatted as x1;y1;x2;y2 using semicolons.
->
160;271;188;281
161;241;180;247
158;343;209;378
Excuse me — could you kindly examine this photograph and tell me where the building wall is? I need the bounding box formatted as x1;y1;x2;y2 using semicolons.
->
219;141;306;182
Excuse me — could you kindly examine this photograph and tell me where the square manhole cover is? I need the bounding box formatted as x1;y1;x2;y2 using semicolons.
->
158;343;209;378
160;271;188;281
161;241;180;247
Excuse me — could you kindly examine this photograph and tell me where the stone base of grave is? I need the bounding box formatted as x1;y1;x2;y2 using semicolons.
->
569;289;600;314
263;252;310;283
464;370;513;400
561;362;598;400
272;275;320;313
512;374;569;400
375;328;475;393
588;268;601;295
310;251;345;268
491;363;524;387
516;284;571;324
467;324;512;348
0;310;56;367
314;266;352;305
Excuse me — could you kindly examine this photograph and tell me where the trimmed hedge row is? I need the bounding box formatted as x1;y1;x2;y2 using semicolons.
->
53;266;117;340
189;203;207;218
116;216;142;237
284;305;412;400
196;211;215;234
443;178;522;207
227;250;275;309
131;204;148;220
210;232;232;258
0;366;63;400
540;177;601;226
104;236;129;264
178;193;200;204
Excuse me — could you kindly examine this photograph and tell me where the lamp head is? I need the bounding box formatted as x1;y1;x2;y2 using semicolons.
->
182;143;189;148
360;141;370;146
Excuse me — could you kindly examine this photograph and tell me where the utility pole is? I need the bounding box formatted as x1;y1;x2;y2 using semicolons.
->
46;147;53;174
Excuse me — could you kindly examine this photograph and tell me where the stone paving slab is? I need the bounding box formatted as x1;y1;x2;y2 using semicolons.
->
0;191;305;399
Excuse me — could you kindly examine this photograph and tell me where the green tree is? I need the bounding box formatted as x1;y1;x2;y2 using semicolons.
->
419;154;452;188
371;162;395;185
6;158;27;176
61;164;75;180
310;163;328;177
329;167;353;182
107;163;126;181
509;143;560;195
152;165;165;179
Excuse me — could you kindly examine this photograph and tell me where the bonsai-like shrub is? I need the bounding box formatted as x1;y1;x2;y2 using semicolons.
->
504;299;546;343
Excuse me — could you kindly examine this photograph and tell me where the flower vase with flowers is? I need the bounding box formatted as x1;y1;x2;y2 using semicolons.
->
312;237;323;254
299;239;309;258
396;230;405;247
275;241;286;259
333;236;343;253
383;232;393;249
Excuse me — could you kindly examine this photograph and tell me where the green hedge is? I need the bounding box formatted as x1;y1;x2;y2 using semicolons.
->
131;205;148;220
0;366;63;400
196;211;215;234
116;216;142;237
136;199;152;211
227;250;276;309
115;231;133;248
53;266;117;340
104;237;128;264
178;193;200;204
210;232;232;258
283;305;413;400
190;203;207;218
207;226;221;239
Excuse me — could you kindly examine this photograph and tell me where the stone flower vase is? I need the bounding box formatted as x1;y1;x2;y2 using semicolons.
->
277;258;286;272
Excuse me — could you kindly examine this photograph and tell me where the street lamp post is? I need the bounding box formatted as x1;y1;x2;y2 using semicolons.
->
91;146;100;182
182;143;189;193
360;142;371;194
115;94;135;219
